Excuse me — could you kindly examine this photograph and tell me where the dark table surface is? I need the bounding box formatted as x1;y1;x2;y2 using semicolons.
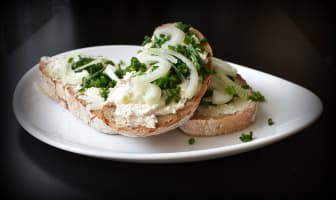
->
3;1;334;199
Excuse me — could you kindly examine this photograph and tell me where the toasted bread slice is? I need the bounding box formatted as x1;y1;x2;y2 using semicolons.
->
101;24;213;137
180;69;257;136
39;22;213;137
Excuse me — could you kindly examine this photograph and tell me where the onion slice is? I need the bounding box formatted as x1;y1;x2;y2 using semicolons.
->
153;24;185;48
212;57;237;77
134;52;171;83
104;65;120;81
145;48;199;99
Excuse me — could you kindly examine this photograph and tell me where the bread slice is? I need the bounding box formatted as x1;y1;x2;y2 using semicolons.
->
180;74;257;136
101;24;213;137
39;22;213;137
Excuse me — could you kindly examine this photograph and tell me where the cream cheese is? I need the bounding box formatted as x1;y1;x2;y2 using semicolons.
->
113;104;158;128
78;88;105;110
42;56;89;85
106;77;187;128
197;98;253;117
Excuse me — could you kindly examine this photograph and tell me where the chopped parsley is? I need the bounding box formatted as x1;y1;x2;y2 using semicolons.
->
184;32;206;53
183;32;196;45
168;44;209;76
150;65;159;72
152;74;180;89
100;88;109;100
176;22;191;33
124;57;147;74
164;87;181;105
152;60;188;87
118;60;125;67
188;137;195;145
69;55;94;71
68;55;117;99
172;59;190;81
239;131;254;142
268;118;274;126
151;59;191;105
200;37;208;44
114;66;124;79
69;55;115;75
248;91;265;102
225;85;237;96
67;57;74;64
142;35;151;46
242;84;250;89
151;34;171;48
80;74;116;90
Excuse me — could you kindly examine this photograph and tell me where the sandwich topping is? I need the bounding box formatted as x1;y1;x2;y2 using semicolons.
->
197;58;255;117
41;22;210;128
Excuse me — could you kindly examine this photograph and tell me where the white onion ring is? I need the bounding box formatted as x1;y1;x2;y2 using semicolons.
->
153;24;185;49
134;52;171;83
144;48;199;99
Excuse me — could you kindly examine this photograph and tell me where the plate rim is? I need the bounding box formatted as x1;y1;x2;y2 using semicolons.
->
12;45;323;163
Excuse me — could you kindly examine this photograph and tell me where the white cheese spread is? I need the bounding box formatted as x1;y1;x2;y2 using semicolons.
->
197;98;253;116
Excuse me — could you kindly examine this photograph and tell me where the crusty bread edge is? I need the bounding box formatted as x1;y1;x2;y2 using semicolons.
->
179;101;257;136
39;62;117;135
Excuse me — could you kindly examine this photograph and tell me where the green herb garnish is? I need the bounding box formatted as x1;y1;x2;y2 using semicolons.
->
124;57;147;74
142;35;152;46
239;131;254;142
100;88;109;100
70;56;95;72
248;91;265;102
200;37;207;44
152;74;180;89
242;85;250;89
104;60;115;66
118;60;125;67
176;22;191;33
80;74;116;90
268;118;274;126
150;65;159;72
151;60;191;104
67;57;74;64
164;87;181;105
175;60;190;77
168;44;209;76
188;137;195;145
151;34;171;48
225;85;237;96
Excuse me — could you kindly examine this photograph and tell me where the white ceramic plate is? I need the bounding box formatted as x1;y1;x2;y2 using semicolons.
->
13;45;323;163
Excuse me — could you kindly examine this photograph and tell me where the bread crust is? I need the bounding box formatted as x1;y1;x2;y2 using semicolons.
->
179;102;257;136
38;23;213;137
179;73;257;136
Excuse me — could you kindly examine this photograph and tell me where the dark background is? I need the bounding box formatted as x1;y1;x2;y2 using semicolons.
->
2;0;334;199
